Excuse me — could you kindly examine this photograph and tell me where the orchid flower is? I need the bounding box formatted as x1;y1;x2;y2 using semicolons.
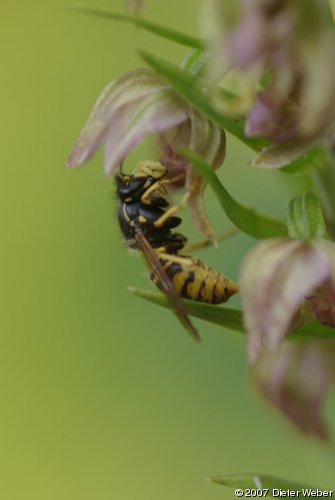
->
239;235;335;437
252;339;335;439
210;0;335;145
240;238;335;363
66;67;226;239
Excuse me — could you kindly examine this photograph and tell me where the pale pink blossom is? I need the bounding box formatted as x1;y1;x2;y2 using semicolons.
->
66;68;226;239
240;239;335;363
211;0;335;147
252;339;335;439
240;237;335;437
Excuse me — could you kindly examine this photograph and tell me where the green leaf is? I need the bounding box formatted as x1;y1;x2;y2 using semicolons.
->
208;474;316;494
182;149;287;239
128;289;335;339
179;49;207;77
252;140;320;172
70;3;205;49
128;288;244;332
290;321;335;340
281;144;328;174
137;50;268;152
286;193;327;239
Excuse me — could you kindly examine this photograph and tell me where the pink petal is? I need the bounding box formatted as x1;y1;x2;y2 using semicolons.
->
245;90;281;138
227;9;268;69
66;68;171;168
240;240;331;363
186;112;226;239
252;340;335;439
158;109;226;240
103;90;188;175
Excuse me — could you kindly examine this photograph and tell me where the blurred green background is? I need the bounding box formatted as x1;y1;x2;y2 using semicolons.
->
1;1;335;499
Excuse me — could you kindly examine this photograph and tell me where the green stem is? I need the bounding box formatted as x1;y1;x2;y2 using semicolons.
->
312;151;335;238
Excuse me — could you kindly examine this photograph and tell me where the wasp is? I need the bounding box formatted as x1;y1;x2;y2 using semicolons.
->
116;160;239;340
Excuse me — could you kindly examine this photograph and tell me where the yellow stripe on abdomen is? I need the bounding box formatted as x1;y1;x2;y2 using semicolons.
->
152;251;239;304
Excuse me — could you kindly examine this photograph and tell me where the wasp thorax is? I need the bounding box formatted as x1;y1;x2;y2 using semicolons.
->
116;160;183;250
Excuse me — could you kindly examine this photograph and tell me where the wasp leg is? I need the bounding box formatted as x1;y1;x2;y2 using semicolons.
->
153;177;202;229
183;227;239;253
154;175;203;228
140;173;185;205
153;191;192;228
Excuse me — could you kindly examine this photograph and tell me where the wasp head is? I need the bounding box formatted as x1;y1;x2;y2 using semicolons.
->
116;161;168;202
133;160;167;181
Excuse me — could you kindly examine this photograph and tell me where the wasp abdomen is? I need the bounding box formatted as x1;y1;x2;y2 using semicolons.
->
151;253;238;304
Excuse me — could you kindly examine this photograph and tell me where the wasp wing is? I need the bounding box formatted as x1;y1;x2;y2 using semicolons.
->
135;230;200;341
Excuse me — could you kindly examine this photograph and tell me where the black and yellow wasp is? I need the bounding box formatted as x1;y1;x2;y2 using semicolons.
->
116;160;238;340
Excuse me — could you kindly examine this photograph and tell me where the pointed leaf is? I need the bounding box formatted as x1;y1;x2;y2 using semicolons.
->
129;289;335;339
66;67;189;173
208;474;316;494
287;193;327;240
290;321;335;340
179;49;207;77
252;141;316;171
128;288;244;332
252;142;329;174
282;144;330;174
138;50;269;152
71;3;205;48
182;149;287;239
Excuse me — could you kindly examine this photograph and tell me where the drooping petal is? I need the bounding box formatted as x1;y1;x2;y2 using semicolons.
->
299;30;335;138
186;110;226;240
158;127;190;179
67;69;161;167
245;84;300;142
240;240;330;363
66;68;188;174
103;89;188;174
252;339;335;439
245;89;282;139
227;7;267;70
158;108;226;240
